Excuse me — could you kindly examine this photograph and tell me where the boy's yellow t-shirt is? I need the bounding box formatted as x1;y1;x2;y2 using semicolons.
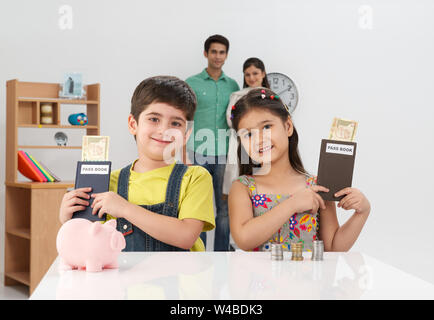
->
107;160;215;251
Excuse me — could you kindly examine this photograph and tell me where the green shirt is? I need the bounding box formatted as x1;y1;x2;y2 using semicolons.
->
186;69;240;156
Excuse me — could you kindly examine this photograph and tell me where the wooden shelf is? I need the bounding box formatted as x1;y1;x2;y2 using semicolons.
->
18;145;82;149
18;124;98;129
7;228;31;239
5;271;30;286
18;97;99;105
5;181;74;189
5;79;100;295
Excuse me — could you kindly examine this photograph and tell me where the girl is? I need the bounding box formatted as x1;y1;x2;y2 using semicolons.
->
228;88;370;252
223;57;270;196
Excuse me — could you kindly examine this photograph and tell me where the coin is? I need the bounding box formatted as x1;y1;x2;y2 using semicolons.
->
271;243;284;261
311;240;324;261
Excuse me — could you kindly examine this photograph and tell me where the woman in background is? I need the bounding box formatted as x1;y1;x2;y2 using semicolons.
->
223;57;270;197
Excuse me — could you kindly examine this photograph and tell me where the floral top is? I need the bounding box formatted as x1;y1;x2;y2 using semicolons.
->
238;174;320;252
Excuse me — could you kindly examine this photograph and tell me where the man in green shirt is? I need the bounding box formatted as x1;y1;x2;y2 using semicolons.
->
186;34;240;251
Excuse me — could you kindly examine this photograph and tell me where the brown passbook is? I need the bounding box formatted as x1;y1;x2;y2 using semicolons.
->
317;139;357;201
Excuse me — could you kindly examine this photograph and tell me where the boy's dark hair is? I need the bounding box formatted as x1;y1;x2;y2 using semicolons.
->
231;88;307;176
204;34;230;53
131;76;197;121
242;57;270;89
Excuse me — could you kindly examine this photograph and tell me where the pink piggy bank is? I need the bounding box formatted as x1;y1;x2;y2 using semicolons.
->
56;218;126;272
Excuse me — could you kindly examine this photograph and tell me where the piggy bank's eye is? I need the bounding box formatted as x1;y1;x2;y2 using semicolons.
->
77;115;82;120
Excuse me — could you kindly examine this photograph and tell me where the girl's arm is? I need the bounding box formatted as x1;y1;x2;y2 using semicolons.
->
319;188;370;252
228;180;327;251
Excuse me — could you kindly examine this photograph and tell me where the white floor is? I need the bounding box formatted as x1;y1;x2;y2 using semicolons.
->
0;274;28;299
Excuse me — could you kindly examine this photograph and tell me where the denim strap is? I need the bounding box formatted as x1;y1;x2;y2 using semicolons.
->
115;162;188;251
162;162;188;217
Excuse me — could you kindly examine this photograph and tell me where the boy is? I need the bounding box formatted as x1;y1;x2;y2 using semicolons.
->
59;76;216;251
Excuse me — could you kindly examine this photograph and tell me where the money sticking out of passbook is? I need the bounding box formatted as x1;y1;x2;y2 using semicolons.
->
317;118;358;202
328;117;358;142
73;135;111;221
82;135;110;161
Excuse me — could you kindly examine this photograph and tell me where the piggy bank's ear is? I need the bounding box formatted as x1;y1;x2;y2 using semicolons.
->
111;232;126;251
105;219;117;229
90;221;102;235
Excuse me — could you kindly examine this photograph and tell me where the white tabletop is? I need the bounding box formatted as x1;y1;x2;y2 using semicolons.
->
30;251;434;300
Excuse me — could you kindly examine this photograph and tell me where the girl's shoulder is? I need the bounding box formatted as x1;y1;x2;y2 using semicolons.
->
236;175;257;195
303;172;318;187
237;174;256;186
238;173;317;187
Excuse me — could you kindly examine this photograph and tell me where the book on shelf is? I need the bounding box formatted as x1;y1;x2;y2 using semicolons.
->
17;150;61;182
26;152;54;182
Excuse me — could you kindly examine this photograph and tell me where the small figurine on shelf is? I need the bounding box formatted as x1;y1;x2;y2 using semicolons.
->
59;73;86;99
54;132;68;146
68;112;88;126
40;103;54;124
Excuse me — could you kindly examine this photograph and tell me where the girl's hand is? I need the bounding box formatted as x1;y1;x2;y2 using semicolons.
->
91;191;131;219
335;187;371;215
59;187;92;224
289;185;329;214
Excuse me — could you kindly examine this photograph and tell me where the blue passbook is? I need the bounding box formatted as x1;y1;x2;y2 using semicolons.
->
72;161;112;221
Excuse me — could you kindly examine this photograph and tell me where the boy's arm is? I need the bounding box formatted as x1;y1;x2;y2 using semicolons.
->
91;190;204;250
123;204;204;250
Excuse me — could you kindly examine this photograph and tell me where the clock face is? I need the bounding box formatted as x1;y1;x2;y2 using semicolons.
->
267;72;299;114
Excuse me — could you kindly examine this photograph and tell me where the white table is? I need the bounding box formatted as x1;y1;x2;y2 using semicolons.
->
30;251;434;300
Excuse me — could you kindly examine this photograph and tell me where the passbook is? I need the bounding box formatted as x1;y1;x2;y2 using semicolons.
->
317;139;357;202
72;161;112;221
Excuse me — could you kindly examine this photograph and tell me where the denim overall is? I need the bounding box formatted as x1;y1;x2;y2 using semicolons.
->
116;162;188;251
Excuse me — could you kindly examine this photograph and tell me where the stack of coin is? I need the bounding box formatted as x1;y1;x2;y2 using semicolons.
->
311;240;324;261
271;243;283;261
290;242;304;261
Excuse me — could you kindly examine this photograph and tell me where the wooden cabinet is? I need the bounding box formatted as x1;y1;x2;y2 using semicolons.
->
4;79;100;295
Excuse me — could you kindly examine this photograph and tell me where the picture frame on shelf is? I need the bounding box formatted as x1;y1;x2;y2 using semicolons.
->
59;73;86;99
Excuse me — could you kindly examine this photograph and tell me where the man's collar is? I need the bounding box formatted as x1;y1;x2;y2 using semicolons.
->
199;68;227;81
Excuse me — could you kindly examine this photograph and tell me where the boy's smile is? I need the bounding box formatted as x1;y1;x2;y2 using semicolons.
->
128;102;190;163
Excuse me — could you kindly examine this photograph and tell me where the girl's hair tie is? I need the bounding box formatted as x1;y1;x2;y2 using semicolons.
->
230;105;236;120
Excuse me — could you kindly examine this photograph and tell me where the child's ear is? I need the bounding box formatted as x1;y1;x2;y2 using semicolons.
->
286;117;294;137
128;114;138;135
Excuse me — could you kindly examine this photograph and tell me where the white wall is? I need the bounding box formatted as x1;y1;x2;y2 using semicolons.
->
1;0;434;284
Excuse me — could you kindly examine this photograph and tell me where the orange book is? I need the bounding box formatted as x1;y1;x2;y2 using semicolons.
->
17;150;47;182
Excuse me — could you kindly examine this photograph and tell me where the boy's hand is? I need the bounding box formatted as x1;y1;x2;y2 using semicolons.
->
59;187;92;224
335;187;371;215
91;191;130;219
